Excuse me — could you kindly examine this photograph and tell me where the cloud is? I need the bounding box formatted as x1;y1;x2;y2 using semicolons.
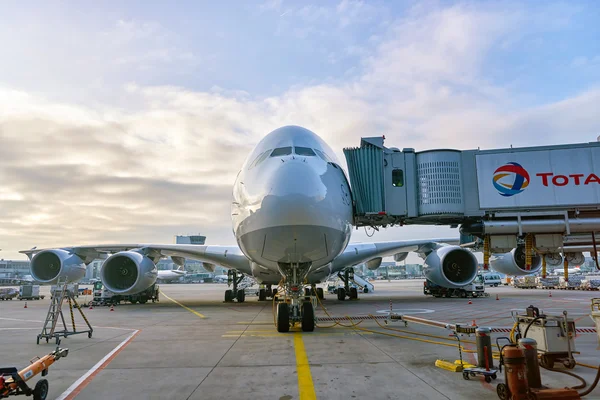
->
0;1;598;264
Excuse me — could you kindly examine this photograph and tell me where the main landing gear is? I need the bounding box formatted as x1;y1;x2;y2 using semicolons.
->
274;263;317;333
336;269;358;301
258;285;279;301
224;270;246;303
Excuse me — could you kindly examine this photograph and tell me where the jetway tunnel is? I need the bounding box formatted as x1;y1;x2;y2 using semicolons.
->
342;136;600;276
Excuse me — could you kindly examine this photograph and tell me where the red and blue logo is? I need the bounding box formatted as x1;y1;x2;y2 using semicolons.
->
493;162;530;197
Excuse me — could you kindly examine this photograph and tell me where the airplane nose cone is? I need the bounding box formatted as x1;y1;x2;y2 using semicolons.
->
236;159;352;266
262;160;326;224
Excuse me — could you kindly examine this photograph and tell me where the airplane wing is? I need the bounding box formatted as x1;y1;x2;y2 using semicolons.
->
329;238;460;274
20;244;252;275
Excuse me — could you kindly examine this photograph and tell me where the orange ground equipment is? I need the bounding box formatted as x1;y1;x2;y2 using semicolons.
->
0;347;68;400
497;345;529;400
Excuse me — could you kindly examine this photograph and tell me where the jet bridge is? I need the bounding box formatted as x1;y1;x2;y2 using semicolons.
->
343;137;600;276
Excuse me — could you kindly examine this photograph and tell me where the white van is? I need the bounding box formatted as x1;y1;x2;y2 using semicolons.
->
481;273;502;287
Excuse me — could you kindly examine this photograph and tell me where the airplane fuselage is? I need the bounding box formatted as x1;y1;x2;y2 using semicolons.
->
232;126;353;284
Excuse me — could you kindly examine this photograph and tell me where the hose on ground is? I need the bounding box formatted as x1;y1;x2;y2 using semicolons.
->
579;365;600;397
539;364;587;390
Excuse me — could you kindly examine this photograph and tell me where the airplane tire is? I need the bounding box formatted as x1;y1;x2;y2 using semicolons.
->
337;287;346;301
316;288;324;299
237;290;246;303
301;302;315;332
277;303;290;332
350;287;358;299
259;289;266;301
225;290;233;302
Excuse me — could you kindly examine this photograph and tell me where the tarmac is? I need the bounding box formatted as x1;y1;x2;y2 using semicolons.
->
1;280;599;400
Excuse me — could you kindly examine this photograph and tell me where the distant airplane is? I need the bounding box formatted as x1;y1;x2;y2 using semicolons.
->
156;266;187;283
21;126;473;333
553;266;582;275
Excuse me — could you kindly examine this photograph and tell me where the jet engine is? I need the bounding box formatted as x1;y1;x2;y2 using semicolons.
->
422;246;478;288
366;257;383;270
101;251;158;295
544;253;563;266
203;262;216;273
489;246;542;276
30;249;87;284
565;252;585;266
393;252;408;262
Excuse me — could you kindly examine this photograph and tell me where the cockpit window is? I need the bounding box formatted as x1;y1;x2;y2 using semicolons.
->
294;147;316;156
251;150;271;168
270;147;292;157
314;148;332;162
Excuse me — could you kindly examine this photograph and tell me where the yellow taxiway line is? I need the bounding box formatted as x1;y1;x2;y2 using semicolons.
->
160;291;206;318
294;332;317;400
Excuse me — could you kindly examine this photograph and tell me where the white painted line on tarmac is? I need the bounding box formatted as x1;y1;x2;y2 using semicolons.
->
375;308;435;314
0;327;39;330
55;329;140;400
0;316;136;331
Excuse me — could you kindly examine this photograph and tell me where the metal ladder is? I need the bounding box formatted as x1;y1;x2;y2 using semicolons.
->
37;278;93;345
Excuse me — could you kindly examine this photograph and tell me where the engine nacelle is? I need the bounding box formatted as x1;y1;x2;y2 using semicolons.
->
393;252;408;262
30;249;86;284
101;251;158;295
366;257;383;270
544;253;563;266
203;262;216;273
490;246;542;276
565;252;585;266
422;246;478;288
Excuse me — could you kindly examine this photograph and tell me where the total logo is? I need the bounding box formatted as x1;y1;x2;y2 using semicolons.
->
492;162;530;197
493;162;600;197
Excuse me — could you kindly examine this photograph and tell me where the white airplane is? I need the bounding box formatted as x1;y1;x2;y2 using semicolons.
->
21;125;478;332
552;266;582;275
157;266;187;283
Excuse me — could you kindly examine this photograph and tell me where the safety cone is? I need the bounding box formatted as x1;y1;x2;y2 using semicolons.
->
110;304;114;311
496;294;500;300
549;291;552;298
24;301;28;309
472;319;477;326
468;300;472;305
89;304;94;310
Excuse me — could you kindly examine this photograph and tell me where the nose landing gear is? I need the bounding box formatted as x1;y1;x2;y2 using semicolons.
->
274;263;316;333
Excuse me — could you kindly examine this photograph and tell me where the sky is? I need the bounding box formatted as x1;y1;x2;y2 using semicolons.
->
0;0;599;263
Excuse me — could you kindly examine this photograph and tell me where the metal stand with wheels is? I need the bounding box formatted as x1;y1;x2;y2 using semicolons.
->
37;278;93;345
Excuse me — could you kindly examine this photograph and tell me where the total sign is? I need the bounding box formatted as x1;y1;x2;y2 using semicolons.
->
476;146;600;209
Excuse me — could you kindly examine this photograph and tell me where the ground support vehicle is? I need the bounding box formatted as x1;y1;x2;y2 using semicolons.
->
423;277;487;298
558;276;584;290
0;288;18;300
89;281;159;306
537;277;559;289
0;347;69;400
50;283;79;298
18;285;44;300
581;279;600;290
512;306;577;369
513;276;537;289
